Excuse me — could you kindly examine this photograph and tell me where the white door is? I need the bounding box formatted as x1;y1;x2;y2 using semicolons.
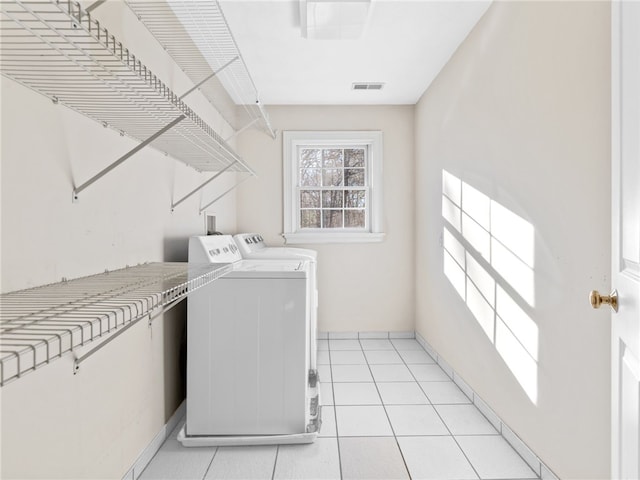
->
609;2;640;478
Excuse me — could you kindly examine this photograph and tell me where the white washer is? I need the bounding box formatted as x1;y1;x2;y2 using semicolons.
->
179;235;320;447
233;233;319;373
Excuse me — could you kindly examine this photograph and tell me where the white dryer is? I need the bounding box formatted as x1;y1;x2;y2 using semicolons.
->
234;233;318;262
233;233;319;374
179;235;320;447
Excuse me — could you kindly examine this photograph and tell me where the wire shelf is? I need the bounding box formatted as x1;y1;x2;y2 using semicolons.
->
127;0;276;139
0;262;231;386
0;0;254;173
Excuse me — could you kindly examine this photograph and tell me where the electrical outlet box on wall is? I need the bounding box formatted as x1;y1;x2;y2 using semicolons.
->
205;213;217;235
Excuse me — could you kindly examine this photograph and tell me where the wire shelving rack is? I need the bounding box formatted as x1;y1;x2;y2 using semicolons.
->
126;0;276;139
0;0;256;193
0;262;231;386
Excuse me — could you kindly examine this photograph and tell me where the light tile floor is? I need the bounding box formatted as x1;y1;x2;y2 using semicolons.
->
140;338;539;480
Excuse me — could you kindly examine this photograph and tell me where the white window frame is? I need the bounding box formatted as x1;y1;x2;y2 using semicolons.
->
283;131;385;244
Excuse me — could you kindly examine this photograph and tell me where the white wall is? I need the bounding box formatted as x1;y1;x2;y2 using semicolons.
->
414;2;611;478
236;106;415;333
0;2;241;477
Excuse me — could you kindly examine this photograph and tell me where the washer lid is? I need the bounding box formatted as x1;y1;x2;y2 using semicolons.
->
224;259;309;279
240;247;318;261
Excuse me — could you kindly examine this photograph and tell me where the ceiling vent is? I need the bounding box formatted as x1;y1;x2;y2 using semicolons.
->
352;82;385;90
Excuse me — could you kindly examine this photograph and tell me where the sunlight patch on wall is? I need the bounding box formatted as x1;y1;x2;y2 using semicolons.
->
441;170;538;403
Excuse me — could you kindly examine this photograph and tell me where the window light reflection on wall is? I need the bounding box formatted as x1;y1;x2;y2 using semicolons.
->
441;170;538;404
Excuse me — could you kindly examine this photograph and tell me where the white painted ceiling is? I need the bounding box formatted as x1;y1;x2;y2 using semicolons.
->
218;0;491;105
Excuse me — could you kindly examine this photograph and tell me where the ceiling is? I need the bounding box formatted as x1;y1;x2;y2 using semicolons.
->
218;0;492;105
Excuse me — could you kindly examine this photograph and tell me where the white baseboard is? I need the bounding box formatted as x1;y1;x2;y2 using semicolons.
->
318;331;415;340
122;401;186;480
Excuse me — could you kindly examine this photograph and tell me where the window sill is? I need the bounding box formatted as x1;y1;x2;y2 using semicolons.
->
282;232;386;245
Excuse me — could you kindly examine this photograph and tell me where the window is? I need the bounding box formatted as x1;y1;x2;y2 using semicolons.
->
283;131;385;244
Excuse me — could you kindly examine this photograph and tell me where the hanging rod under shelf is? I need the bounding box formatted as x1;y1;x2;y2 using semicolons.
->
0;0;255;178
0;262;231;387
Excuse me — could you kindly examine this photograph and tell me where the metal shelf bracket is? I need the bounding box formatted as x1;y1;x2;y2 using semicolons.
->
171;160;238;211
72;115;186;202
225;118;260;142
256;101;277;139
199;173;253;214
178;56;239;101
71;51;240;203
73;290;184;374
85;0;107;14
127;0;276;140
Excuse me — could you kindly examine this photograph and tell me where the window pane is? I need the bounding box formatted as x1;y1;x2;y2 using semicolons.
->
300;168;321;186
322;209;343;228
300;190;321;208
322;190;344;208
345;148;365;167
301;149;321;168
345;210;365;228
322;168;343;186
345;168;365;186
301;210;321;228
322;149;343;168
345;190;366;208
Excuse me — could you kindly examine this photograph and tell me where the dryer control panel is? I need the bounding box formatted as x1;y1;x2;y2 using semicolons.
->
189;235;242;264
234;233;266;256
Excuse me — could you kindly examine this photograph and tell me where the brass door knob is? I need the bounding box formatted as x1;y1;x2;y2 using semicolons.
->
590;289;618;312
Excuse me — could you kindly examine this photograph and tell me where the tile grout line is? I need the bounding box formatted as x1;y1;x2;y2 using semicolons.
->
359;337;413;480
201;446;219;480
328;342;345;480
270;445;279;480
395;349;489;478
391;338;484;480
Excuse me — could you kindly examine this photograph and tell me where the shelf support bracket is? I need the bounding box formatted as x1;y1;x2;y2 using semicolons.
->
225;118;259;142
74;296;184;374
73;115;186;201
178;56;239;101
199;174;253;214
171;160;239;211
256;101;277;139
86;0;108;14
